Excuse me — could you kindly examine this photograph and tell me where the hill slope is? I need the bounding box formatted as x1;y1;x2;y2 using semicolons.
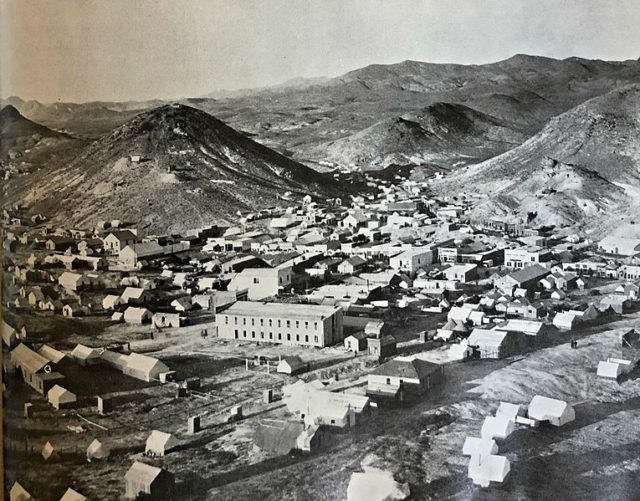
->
313;102;526;169
1;105;71;157
432;85;640;234
10;104;344;233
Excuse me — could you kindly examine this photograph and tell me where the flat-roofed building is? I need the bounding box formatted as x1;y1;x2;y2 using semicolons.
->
216;301;343;347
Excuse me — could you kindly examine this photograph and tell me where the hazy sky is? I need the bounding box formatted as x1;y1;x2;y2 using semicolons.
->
1;0;639;103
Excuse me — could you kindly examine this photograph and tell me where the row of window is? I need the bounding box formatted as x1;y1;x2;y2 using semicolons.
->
234;329;319;344
225;316;319;330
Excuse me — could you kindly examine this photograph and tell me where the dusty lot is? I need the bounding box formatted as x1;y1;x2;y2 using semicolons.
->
4;310;640;500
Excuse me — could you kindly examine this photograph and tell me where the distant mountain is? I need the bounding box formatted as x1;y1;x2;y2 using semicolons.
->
8;55;640;168
432;85;640;234
313;102;526;169
1;105;71;158
9;104;345;233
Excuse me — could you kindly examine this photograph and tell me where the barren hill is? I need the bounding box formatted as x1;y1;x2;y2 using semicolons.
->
10;104;344;233
313;102;526;169
1;105;71;158
432;85;640;234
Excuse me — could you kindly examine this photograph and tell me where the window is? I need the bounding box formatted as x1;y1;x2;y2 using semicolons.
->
295;320;299;328
386;378;391;384
314;322;318;330
269;319;272;327
305;321;309;329
287;334;291;341
253;277;260;284
278;333;282;340
269;332;273;339
251;318;255;326
243;318;246;325
243;330;247;337
234;317;238;325
234;329;238;338
296;334;300;341
261;332;264;339
286;320;290;328
305;335;309;342
225;316;228;324
314;335;318;343
260;319;264;326
252;331;255;338
278;320;281;327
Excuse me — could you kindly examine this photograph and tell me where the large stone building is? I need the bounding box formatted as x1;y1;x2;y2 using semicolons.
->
216;301;343;347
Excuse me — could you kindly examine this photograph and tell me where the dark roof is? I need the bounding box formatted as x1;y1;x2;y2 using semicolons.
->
371;358;441;379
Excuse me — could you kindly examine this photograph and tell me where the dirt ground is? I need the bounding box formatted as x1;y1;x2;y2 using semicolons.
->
4;308;640;500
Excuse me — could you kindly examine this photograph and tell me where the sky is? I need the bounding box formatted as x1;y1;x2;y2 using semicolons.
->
1;0;639;103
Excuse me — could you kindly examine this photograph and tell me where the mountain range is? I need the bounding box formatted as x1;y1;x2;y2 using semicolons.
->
3;54;640;234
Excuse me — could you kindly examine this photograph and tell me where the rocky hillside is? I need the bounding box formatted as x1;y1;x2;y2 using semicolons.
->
432;85;640;234
1;105;71;158
313;102;525;169
10;104;344;233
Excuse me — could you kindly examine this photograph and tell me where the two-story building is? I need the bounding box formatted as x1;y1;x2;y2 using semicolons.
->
216;301;343;347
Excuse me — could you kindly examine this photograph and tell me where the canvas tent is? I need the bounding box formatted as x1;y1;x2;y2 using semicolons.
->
87;439;110;461
145;430;178;456
10;482;33;501
468;454;510;487
59;488;87;501
527;395;575;426
480;415;515;440
462;436;498;457
42;441;55;460
347;467;410;501
597;358;633;379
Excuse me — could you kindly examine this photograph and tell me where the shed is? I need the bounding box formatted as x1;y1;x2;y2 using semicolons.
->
71;344;102;365
276;356;308;375
552;312;578;331
145;430;179;456
527;395;575;426
102;294;122;310
124;461;175;500
47;385;77;410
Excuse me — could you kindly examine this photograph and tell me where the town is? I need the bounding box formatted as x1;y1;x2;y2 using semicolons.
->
3;170;640;500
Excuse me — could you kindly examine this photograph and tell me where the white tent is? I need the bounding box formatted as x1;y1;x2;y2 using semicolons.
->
480;415;515;440
448;339;472;360
59;488;88;501
597;358;633;379
42;441;55;460
462;436;498;457
528;395;575;426
145;430;178;456
347;467;410;501
496;402;523;421
10;482;33;501
468;454;510;487
87;439;110;461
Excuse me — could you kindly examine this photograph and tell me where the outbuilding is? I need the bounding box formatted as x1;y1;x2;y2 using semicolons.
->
124;461;175;500
468;454;510;487
47;385;77;410
123;306;152;325
123;353;169;382
87;438;110;461
145;430;179;456
276;356;308;375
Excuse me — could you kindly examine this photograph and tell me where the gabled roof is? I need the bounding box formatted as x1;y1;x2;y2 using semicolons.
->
505;265;550;284
104;230;137;242
124;461;164;483
11;343;50;373
126;353;166;373
370;358;441;380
